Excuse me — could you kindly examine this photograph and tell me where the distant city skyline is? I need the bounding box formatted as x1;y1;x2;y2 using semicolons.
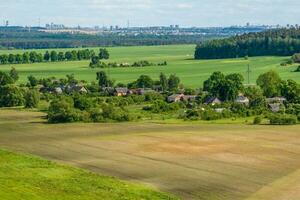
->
1;0;299;27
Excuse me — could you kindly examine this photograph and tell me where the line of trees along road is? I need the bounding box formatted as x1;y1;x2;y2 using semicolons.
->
195;28;300;59
0;49;110;65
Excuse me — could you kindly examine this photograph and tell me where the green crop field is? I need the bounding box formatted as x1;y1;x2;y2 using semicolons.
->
1;109;300;200
0;149;178;200
0;45;299;88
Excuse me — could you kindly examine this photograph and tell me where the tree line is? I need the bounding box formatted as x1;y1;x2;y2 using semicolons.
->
195;28;300;59
0;49;95;65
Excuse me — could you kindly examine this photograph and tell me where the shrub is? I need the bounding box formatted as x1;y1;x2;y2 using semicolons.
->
0;85;25;107
48;96;84;123
24;89;40;108
253;116;262;125
268;114;297;125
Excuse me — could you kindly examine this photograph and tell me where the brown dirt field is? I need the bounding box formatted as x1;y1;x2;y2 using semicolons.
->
0;109;300;200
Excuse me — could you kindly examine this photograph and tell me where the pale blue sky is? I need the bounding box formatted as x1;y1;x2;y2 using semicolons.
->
1;0;299;27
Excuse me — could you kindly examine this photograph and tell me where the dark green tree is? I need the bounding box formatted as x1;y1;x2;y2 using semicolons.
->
0;71;14;86
99;48;109;60
44;51;50;61
0;85;25;107
159;73;168;91
257;70;282;97
24;89;40;108
96;71;113;87
50;51;58;62
136;75;153;88
9;67;19;83
168;74;180;91
27;75;39;87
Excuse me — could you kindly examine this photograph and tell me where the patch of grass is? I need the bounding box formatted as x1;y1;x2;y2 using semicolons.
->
0;45;299;87
0;149;179;200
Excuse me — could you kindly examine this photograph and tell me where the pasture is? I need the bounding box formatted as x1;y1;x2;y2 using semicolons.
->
0;45;299;88
0;109;300;200
0;149;178;200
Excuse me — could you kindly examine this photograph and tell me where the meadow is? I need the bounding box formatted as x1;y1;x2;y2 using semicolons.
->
1;109;300;200
0;149;178;200
0;45;299;88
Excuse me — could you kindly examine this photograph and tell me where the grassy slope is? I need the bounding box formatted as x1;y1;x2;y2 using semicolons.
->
0;149;178;200
0;45;299;88
1;109;300;200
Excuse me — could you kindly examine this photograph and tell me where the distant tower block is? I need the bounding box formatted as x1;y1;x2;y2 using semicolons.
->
5;20;9;27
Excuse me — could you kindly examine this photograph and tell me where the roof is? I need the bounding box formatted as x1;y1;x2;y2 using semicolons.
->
268;103;282;113
115;87;128;94
167;94;184;102
205;97;222;104
266;97;287;103
235;96;249;103
182;95;197;101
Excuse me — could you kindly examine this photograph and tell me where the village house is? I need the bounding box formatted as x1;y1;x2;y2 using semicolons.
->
266;97;287;104
167;94;184;103
268;103;283;113
66;85;88;94
115;87;128;96
235;95;249;105
205;97;222;106
182;95;198;102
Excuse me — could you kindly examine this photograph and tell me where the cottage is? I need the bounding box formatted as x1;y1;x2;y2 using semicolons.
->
167;94;184;103
235;95;249;105
215;108;225;113
66;85;88;93
182;95;197;102
266;97;287;104
53;87;63;94
115;87;128;96
268;103;282;113
205;97;222;106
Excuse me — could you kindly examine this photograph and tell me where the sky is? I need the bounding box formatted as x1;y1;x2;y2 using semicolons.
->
0;0;300;27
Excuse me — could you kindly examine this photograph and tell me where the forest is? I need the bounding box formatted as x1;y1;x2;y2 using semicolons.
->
195;28;300;59
0;27;211;49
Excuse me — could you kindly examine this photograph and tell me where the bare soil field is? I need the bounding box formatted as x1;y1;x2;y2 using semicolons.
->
0;109;300;200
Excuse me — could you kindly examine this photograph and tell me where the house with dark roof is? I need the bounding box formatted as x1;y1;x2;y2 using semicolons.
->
66;85;88;94
205;97;222;105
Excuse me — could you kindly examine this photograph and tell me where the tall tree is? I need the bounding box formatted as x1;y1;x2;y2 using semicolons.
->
96;71;113;87
9;67;19;83
136;75;153;88
159;73;168;91
50;51;58;62
99;48;110;60
44;51;50;61
168;74;180;91
257;70;282;97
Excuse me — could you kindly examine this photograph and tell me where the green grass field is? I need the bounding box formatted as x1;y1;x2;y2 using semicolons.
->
1;109;300;200
0;45;299;88
0;149;178;200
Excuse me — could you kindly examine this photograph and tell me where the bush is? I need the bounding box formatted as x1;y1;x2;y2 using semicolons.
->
253;116;262;125
48;96;84;123
268;114;297;125
24;89;40;108
0;85;25;107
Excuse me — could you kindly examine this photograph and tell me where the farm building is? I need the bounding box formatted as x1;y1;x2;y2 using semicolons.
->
167;94;184;103
205;97;222;106
115;88;128;96
235;95;249;105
